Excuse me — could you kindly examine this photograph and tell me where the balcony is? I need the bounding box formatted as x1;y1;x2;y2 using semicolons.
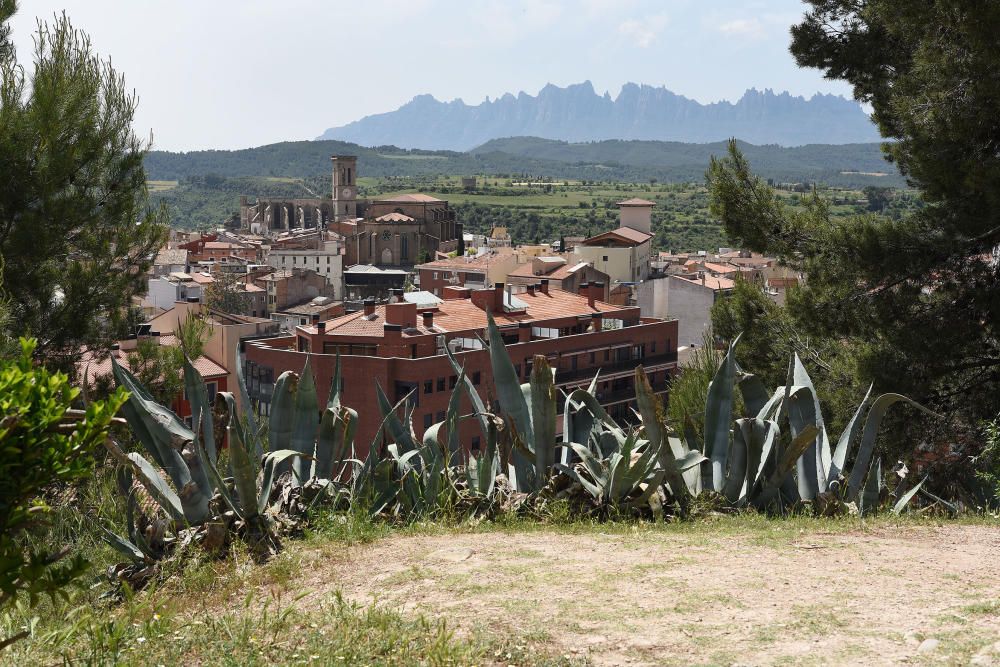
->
553;352;678;387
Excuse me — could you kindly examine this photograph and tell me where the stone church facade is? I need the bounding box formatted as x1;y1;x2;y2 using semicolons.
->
240;155;461;268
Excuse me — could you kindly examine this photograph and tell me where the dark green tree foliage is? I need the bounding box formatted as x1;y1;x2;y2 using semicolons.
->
0;2;167;366
0;339;127;648
707;1;1000;435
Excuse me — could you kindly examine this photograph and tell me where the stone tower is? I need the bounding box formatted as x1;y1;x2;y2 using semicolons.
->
331;155;358;219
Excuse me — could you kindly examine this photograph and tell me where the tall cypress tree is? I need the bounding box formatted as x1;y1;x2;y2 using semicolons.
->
0;1;167;368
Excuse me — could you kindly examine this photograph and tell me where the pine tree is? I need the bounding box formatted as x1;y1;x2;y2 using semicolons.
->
707;1;1000;437
0;2;167;368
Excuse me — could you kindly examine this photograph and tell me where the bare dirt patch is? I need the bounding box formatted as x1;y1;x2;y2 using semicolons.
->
291;523;1000;666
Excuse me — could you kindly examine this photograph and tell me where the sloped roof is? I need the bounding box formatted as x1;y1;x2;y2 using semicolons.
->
581;227;653;247
376;193;443;203
312;288;625;339
154;248;187;266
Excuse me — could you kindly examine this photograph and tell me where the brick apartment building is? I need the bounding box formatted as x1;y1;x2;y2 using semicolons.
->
179;233;262;264
243;280;678;454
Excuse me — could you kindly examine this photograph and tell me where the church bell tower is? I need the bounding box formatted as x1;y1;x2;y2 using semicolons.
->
331;155;358;219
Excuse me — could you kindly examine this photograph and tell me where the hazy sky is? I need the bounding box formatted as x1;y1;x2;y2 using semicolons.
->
9;0;853;152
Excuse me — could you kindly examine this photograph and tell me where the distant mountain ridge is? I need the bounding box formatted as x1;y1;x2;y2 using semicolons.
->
317;81;880;150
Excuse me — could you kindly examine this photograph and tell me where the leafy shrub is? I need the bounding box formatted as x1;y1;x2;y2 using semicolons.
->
0;339;126;649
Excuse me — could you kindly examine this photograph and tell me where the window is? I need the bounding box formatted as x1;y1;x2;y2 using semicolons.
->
435;411;445;422
449;375;457;389
433;271;438;280
602;255;608;262
436;377;445;392
604;350;610;361
471;436;481;451
651;342;656;353
590;352;596;363
424;380;433;394
514;364;521;378
472;371;481;385
292;256;296;264
423;414;433;429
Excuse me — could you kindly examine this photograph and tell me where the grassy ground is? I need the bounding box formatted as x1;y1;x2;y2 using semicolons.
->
4;508;997;666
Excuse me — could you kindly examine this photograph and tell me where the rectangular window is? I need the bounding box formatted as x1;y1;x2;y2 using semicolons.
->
603;255;608;262
424;380;433;394
435;411;445;423
437;377;445;392
449;375;457;389
471;436;481;451
472;371;481;385
433;271;438;280
590;352;596;363
423;413;433;429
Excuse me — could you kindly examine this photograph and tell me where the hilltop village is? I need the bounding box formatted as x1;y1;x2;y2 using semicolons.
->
83;155;799;447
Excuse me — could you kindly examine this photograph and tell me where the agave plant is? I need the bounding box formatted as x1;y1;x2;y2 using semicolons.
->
672;336;934;514
102;352;358;568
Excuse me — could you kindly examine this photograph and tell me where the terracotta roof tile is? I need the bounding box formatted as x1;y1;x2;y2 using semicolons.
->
316;288;628;339
582;227;653;246
375;212;416;222
376;193;443;204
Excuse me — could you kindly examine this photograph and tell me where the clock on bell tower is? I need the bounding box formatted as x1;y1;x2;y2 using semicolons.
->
330;155;358;220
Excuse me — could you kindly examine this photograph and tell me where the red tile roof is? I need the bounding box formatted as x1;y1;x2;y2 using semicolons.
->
416;254;503;270
702;262;739;275
617;198;656;206
673;275;735;291
582;227;652;246
312;288;628;339
77;338;227;391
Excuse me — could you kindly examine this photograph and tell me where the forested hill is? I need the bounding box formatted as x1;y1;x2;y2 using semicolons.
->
145;138;901;188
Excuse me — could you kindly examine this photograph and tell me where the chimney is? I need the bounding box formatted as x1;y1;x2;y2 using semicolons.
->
312;314;320;326
701;272;706;286
578;281;590;297
363;298;376;316
539;279;549;295
383;322;402;344
389;288;404;304
518;321;531;343
422;310;434;329
527;284;535;296
317;321;326;334
470;287;497;313
494;282;505;312
385;302;417;327
591;281;604;306
591;312;603;331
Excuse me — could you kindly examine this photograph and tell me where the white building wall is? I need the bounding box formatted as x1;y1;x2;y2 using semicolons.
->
667;276;718;348
146;277;182;311
267;250;344;299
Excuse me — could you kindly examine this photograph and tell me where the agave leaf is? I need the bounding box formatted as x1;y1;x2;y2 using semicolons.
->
846;394;935;501
529;356;557;488
738;370;770;419
555;462;603;499
746;419;779;500
192;407;245;521
317;406;356;480
756;387;786;422
328;352;343;411
120;452;186;522
705;334;741;493
268;370;298;481
259;449;311;514
235;354;262;458
828;384;873;487
183;356;216;465
485;313;533;444
892;475;927;515
860;457;883;515
722;419;751;503
100;526;146;563
289;357;319;485
634;366;688;503
789;356;832;499
375;381;419;454
766;423;818;488
110;357;201;492
444;343;491;437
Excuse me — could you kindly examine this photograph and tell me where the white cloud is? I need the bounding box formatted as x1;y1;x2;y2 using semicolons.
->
718;18;766;39
617;13;668;48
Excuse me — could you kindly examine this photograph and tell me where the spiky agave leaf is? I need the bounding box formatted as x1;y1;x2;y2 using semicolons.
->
828;384;873;490
183;356;217;465
528;355;557;490
846;394;935;502
705;334;741;493
290;357;319;486
634;366;692;505
892;475;928;515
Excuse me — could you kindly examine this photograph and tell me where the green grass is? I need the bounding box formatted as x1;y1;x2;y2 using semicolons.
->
146;179;178;192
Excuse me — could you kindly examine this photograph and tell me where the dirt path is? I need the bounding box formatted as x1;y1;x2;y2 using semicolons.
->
292;524;1000;666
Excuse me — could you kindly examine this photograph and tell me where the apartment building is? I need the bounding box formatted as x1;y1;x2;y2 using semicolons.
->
243;281;678;454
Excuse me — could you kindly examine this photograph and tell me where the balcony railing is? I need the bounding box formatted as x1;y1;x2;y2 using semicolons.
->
553;352;678;386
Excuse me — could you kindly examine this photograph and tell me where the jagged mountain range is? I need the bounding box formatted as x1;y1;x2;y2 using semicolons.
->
317;81;880;150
